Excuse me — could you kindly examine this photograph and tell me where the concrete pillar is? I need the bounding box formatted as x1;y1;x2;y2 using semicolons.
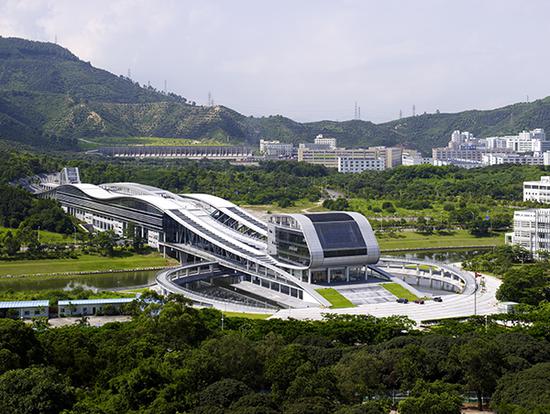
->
328;270;331;284
308;270;312;284
346;267;350;283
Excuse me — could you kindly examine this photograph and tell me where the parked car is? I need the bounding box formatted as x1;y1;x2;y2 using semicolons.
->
414;299;425;304
396;298;409;304
433;297;443;302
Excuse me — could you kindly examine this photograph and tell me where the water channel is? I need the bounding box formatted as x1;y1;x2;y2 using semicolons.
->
2;248;492;292
1;269;158;292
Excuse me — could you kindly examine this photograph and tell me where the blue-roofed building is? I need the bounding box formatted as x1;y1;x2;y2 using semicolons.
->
58;298;136;316
0;300;49;319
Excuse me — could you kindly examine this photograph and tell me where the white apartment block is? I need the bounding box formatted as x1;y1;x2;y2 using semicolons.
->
402;149;433;166
482;153;546;166
338;156;386;173
435;129;549;168
432;148;485;163
448;130;479;149
524;176;550;204
314;134;337;149
299;146;402;170
259;139;294;158
509;209;550;255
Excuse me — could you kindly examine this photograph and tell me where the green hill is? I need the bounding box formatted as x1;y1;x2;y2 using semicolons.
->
1;36;550;152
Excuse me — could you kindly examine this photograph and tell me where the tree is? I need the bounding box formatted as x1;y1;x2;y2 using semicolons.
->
333;350;384;403
92;229;118;256
398;391;462;414
1;230;20;256
491;362;550;413
125;222;146;252
198;379;252;408
0;367;75;414
454;338;504;411
496;264;550;305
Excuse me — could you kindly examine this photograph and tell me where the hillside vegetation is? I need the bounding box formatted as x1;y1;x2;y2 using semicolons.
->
3;36;550;153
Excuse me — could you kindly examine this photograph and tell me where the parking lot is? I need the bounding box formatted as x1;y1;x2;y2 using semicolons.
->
335;284;396;305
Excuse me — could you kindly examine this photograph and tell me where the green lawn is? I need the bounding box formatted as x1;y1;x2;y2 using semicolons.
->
349;198;513;221
404;264;437;271
316;288;356;308
0;289;136;301
378;230;505;251
0;226;71;244
223;311;272;319
242;199;327;214
0;253;176;277
78;136;227;150
381;283;419;301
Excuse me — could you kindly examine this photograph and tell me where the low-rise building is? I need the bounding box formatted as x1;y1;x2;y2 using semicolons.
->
509;209;550;256
0;300;49;319
402;150;433;166
338;156;385;173
313;134;337;149
524;176;550;204
432;148;486;163
298;146;401;170
482;153;546;166
58;298;135;316
259;140;294;158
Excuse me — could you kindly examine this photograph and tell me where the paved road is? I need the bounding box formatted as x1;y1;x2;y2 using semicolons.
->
335;284;395;305
271;273;503;324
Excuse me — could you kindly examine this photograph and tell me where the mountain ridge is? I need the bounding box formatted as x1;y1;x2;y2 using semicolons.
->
1;36;550;153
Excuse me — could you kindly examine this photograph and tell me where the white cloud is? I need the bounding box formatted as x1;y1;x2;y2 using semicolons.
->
1;0;549;122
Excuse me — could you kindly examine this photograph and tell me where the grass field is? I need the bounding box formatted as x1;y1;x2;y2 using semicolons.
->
349;198;513;221
223;311;272;319
0;253;176;277
381;283;420;301
377;230;505;251
316;288;356;308
0;289;136;301
0;226;71;244
404;264;437;271
79;136;228;150
242;199;327;214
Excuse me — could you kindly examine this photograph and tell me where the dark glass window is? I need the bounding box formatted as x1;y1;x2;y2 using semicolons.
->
307;213;367;258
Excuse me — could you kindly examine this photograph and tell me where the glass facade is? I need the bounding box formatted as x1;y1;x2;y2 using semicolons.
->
308;213;368;258
274;227;311;266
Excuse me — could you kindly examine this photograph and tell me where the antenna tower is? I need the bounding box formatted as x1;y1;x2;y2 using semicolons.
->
127;68;131;79
412;104;416;117
399;109;402;119
354;101;358;119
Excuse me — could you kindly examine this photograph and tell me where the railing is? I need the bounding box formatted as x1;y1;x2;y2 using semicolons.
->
156;263;277;313
378;256;476;295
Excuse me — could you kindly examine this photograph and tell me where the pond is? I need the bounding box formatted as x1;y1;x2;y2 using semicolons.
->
0;269;159;292
385;248;491;264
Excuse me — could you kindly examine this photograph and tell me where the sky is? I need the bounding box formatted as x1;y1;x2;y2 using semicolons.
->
1;0;549;123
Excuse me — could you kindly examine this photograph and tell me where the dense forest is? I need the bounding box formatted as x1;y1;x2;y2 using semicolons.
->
3;37;550;152
0;294;549;414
